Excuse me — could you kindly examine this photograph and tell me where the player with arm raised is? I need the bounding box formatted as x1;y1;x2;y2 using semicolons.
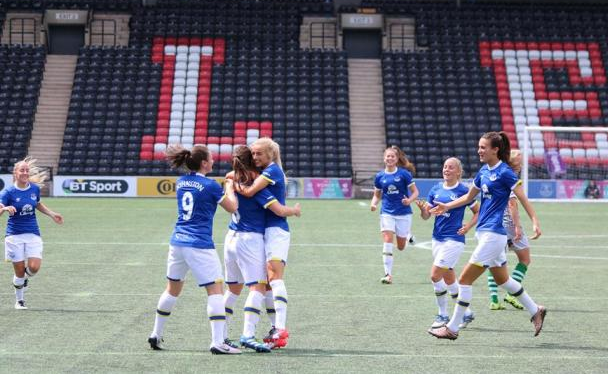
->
147;144;241;355
416;157;479;331
1;158;63;310
428;132;545;340
370;145;419;285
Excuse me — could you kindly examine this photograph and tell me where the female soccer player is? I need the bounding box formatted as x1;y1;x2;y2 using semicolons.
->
147;144;241;355
487;149;535;310
0;158;63;310
223;146;301;352
416;157;479;330
370;145;419;284
233;138;293;348
428;132;546;340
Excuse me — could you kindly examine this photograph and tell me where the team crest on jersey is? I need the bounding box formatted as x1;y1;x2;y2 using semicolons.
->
31;193;37;201
450;194;458;201
489;174;497;181
394;177;401;182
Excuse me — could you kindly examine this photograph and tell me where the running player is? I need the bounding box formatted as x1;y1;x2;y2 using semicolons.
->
370;145;419;284
0;158;63;310
428;132;546;340
487;149;533;310
234;138;293;348
415;157;479;330
147;144;241;354
223;146;301;353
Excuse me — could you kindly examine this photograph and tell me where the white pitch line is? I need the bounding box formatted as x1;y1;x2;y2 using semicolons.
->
0;351;605;360
546;234;608;238
412;241;608;261
11;241;608;260
0;293;603;301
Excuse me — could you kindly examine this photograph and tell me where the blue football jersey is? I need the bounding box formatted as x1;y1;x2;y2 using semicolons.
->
473;161;521;235
374;167;415;216
229;188;277;234
170;173;225;249
260;163;289;231
427;182;475;243
0;183;41;236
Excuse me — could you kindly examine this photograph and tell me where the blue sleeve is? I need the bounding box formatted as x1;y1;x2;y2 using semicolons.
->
261;164;280;185
403;170;414;187
0;189;9;205
254;188;277;209
502;168;520;190
473;172;482;189
374;173;382;190
210;181;225;203
427;185;437;207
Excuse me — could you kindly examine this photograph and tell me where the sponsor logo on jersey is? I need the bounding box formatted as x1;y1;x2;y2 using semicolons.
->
481;184;492;199
62;179;129;194
174;233;192;241
386;184;399;195
20;204;34;216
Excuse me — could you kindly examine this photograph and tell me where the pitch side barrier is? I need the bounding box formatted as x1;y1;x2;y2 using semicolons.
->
2;175;602;201
49;176;354;199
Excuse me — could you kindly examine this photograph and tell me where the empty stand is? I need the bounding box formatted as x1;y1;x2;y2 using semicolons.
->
58;0;351;178
374;0;608;179
0;44;45;173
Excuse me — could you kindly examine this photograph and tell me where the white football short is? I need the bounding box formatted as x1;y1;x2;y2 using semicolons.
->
432;239;465;270
223;229;244;285
380;214;412;238
506;225;530;251
4;234;43;262
264;226;291;263
469;231;508;268
166;245;223;287
234;231;267;286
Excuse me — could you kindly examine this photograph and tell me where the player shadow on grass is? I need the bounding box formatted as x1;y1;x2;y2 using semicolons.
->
158;348;403;356
545;308;604;314
458;325;545;335
25;308;122;313
520;342;608;353
267;348;404;357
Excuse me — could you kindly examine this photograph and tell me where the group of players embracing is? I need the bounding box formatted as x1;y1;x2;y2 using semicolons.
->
147;137;300;355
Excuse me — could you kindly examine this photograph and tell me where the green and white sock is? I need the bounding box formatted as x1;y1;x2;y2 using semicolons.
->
511;262;528;283
487;273;499;303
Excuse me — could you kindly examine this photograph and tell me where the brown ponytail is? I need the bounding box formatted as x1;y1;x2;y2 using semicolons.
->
232;145;257;185
166;144;210;172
